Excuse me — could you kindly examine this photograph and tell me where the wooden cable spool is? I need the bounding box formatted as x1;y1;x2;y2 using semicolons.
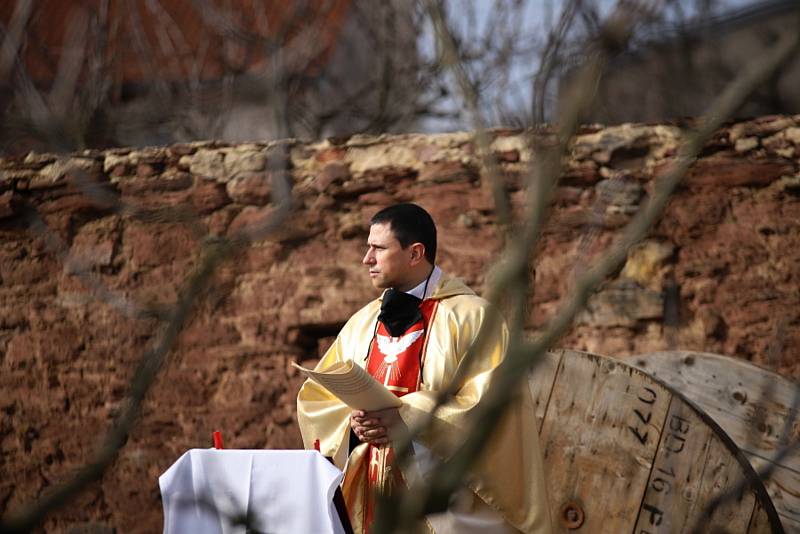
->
528;349;784;533
630;351;800;533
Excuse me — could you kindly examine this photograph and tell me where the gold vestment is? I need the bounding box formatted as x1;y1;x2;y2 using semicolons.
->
296;275;552;533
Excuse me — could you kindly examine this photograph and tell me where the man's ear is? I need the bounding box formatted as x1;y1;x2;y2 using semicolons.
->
409;243;426;265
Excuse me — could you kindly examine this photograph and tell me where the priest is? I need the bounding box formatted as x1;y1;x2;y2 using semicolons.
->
296;203;552;533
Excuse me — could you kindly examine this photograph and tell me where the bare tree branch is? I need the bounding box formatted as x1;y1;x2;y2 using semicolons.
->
0;144;295;533
0;0;33;81
425;0;512;232
373;4;798;533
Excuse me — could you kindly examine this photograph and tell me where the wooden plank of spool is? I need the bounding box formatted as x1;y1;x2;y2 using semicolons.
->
538;350;671;532
753;498;782;533
748;456;800;533
527;349;562;433
630;351;800;532
529;349;783;533
634;395;716;533
694;434;759;532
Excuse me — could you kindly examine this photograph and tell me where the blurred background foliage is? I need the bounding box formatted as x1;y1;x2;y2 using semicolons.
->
1;0;798;155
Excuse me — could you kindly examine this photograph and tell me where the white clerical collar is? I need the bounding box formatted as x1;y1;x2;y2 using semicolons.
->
405;265;442;300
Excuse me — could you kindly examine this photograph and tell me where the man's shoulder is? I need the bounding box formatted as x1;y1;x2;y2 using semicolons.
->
433;275;489;307
436;290;488;306
350;297;382;319
339;297;381;332
434;291;506;344
435;290;492;320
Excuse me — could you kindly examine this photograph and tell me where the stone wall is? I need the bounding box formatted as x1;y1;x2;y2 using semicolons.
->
1;116;799;531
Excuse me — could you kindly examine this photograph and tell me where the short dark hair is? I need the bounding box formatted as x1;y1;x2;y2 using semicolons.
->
370;203;437;264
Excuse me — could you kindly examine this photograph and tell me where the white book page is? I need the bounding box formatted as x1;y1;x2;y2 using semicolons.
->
292;360;402;411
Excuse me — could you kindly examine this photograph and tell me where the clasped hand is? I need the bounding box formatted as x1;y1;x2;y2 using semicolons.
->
350;407;406;446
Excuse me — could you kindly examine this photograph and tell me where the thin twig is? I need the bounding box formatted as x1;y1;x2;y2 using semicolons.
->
0;0;34;80
424;0;512;233
374;6;798;533
374;2;647;531
0;154;295;534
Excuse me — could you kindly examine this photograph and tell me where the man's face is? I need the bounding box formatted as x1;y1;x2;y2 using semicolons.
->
362;223;414;289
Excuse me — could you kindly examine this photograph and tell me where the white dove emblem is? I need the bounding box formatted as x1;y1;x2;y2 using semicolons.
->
375;330;424;385
377;330;424;358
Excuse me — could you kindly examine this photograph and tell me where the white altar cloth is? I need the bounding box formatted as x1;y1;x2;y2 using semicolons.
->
159;449;346;534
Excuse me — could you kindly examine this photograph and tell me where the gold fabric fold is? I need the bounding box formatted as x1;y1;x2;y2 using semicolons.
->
296;275;553;533
341;442;369;533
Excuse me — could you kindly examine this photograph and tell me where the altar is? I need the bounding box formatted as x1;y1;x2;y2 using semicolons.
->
159;449;349;534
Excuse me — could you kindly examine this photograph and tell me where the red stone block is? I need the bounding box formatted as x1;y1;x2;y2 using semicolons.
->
225;172;271;205
418;160;477;183
314;162;350;192
191;180;230;214
660;157;793;187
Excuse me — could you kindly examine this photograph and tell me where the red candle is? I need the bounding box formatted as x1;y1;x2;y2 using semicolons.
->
213;431;224;449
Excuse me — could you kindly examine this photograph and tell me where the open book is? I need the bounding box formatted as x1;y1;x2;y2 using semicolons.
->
292;360;402;411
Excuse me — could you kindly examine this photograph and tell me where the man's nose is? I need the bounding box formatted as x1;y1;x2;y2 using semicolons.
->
362;249;374;265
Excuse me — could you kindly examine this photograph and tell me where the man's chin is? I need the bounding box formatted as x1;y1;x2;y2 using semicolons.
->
369;277;389;289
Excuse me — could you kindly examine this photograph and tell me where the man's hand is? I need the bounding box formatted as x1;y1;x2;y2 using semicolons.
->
350;407;407;446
